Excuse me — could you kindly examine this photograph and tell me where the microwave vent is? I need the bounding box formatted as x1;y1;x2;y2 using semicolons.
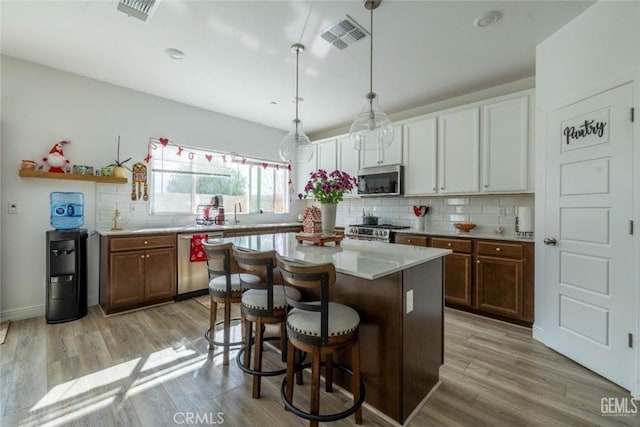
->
117;0;161;22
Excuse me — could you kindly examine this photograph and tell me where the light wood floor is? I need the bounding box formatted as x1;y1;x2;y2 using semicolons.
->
1;300;636;426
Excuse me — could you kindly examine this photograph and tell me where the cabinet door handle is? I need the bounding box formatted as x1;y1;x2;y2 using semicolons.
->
140;255;145;258
407;239;412;243
433;187;436;191
440;187;444;190
146;254;150;258
477;260;480;264
447;243;452;247
496;247;501;252
144;240;148;244
484;185;488;188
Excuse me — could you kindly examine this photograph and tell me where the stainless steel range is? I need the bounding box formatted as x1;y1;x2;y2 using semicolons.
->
344;224;410;242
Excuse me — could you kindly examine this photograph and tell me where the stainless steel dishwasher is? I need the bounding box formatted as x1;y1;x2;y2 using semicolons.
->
176;231;223;300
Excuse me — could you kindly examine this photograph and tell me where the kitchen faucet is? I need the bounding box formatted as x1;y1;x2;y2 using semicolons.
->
233;202;241;225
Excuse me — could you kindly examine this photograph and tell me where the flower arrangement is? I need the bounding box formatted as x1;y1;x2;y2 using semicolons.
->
299;169;358;204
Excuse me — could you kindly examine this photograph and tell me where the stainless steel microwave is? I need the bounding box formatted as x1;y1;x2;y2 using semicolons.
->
356;165;403;196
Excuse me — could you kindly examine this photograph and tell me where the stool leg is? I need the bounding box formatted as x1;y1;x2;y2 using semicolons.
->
285;339;295;410
280;322;287;363
243;315;252;371
252;318;264;399
295;349;303;385
310;348;321;427
223;302;231;366
325;353;333;392
352;338;362;425
209;298;217;351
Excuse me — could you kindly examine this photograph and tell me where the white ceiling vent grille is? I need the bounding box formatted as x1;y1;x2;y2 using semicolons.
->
319;15;368;50
117;0;161;22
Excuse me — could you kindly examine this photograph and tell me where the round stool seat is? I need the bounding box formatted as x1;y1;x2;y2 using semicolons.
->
209;273;261;294
287;302;360;338
242;286;301;311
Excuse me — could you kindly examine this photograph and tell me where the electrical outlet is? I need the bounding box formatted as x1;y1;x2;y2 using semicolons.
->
8;202;19;214
406;289;414;314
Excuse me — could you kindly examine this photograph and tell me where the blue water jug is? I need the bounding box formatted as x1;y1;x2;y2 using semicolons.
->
50;192;84;230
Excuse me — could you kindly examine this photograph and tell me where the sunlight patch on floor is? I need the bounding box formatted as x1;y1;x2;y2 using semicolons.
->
30;358;140;411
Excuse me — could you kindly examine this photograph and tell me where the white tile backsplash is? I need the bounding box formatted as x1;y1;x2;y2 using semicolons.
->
446;198;470;205
334;194;534;234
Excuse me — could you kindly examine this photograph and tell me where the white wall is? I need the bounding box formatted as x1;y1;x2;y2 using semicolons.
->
535;0;640;395
0;56;288;321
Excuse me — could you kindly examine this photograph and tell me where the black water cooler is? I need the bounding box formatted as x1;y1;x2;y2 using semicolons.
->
46;229;88;323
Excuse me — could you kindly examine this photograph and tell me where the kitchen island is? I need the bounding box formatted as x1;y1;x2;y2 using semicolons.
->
224;233;451;424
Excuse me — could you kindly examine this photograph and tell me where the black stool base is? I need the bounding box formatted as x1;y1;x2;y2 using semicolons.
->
280;362;366;423
236;336;287;377
204;317;244;347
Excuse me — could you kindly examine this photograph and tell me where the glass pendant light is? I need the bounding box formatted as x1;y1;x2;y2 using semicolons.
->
350;0;394;151
279;43;313;163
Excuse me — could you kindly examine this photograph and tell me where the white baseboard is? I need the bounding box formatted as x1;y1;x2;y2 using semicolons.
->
88;295;99;307
0;304;45;322
532;324;544;342
0;295;99;322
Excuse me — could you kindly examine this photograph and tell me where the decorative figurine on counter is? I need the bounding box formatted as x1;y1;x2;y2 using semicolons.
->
111;209;123;231
42;140;70;173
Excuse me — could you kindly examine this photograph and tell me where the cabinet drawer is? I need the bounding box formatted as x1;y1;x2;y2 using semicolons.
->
430;237;472;253
477;241;523;259
395;234;428;246
110;235;175;252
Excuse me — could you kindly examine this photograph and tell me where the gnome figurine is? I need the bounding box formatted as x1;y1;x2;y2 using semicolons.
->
43;140;70;173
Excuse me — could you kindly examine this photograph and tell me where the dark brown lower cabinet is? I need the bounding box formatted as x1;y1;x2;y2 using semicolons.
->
100;234;176;314
444;253;473;306
476;255;523;318
429;237;473;307
394;233;534;326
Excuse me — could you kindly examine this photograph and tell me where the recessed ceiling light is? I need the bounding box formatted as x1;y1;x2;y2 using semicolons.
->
165;48;185;60
473;11;502;28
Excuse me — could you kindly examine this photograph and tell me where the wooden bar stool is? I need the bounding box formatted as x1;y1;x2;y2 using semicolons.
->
276;254;365;427
232;247;301;398
202;241;261;365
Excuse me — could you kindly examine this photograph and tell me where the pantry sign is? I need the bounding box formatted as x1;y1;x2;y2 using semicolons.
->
561;108;609;152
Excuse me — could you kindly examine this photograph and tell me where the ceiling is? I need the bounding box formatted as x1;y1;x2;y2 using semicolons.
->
0;0;594;136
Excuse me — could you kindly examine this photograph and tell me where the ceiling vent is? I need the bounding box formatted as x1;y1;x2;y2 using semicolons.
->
117;0;161;22
319;15;368;50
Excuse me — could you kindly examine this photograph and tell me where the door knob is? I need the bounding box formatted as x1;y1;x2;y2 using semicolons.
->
543;237;557;246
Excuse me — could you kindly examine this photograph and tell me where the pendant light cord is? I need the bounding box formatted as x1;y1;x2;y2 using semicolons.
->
369;5;374;97
295;47;300;122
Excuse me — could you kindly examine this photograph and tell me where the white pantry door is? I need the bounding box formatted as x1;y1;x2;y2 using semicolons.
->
545;83;634;390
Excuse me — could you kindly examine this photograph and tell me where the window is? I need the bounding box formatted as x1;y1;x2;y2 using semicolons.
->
150;143;290;215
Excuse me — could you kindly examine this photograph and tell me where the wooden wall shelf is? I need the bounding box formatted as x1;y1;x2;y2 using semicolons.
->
19;169;128;184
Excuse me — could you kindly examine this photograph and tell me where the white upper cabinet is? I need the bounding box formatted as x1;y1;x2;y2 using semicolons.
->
481;95;529;192
316;138;337;172
437;107;480;194
360;124;403;168
294;146;317;196
403;116;437;195
338;135;360;198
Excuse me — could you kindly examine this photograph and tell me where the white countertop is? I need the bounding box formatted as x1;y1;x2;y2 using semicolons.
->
223;232;451;280
96;222;302;236
394;228;535;243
